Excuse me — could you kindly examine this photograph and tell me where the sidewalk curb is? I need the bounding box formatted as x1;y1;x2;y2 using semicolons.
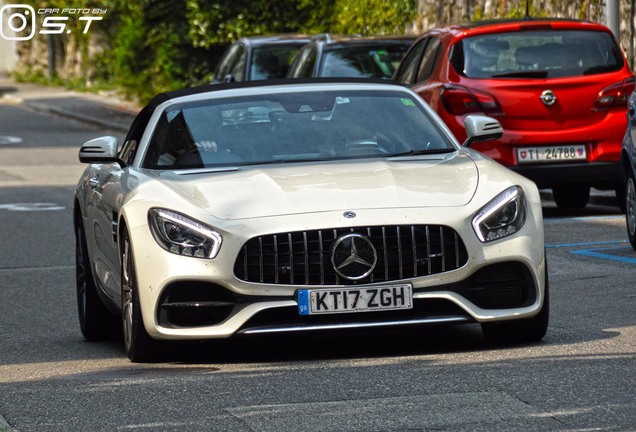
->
23;100;132;134
0;77;138;134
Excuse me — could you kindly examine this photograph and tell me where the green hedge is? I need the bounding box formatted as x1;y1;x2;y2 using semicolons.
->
15;0;417;102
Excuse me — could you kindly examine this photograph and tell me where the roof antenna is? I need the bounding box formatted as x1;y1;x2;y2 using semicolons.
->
524;0;532;20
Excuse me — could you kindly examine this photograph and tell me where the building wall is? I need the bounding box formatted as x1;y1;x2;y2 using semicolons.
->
0;1;18;73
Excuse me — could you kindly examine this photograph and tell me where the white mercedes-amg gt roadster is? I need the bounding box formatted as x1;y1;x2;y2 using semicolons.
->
74;79;548;362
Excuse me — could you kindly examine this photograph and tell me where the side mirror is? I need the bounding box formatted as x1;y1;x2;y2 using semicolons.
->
223;74;235;83
463;115;503;147
79;136;126;167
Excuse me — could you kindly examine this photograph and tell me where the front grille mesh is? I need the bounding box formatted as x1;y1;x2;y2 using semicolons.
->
234;225;468;286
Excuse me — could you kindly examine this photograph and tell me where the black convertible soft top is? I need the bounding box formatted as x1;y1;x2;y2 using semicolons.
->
123;78;394;144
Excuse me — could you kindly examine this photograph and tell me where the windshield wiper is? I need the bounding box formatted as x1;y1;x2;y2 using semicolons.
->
491;71;549;79
390;148;455;157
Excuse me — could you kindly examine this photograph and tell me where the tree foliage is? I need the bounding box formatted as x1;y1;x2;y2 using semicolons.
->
328;0;417;35
186;0;312;47
109;0;218;101
12;0;629;103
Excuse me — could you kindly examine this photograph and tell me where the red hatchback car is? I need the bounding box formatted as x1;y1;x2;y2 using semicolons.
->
394;18;634;209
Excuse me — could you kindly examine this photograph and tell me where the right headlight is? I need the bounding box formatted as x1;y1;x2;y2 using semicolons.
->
148;208;222;258
472;186;526;243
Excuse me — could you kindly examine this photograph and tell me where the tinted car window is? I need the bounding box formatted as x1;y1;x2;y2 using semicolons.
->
451;30;624;79
416;37;441;82
119;139;138;166
250;45;303;80
321;45;410;78
214;44;241;82
394;39;427;84
143;90;455;169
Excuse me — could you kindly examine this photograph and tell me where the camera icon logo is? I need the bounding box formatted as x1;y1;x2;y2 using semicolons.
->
0;4;36;41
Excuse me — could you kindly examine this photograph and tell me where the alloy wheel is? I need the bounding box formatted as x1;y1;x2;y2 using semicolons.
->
627;178;636;238
122;236;134;353
76;224;89;328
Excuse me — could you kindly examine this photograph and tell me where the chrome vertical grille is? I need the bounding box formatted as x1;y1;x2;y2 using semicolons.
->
234;225;468;286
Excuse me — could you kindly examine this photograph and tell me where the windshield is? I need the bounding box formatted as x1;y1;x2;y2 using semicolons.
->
451;30;624;79
142;90;455;169
250;44;304;80
321;44;411;78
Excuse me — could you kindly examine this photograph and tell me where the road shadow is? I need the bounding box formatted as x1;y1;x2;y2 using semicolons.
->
165;324;491;364
541;188;623;218
65;322;537;365
0;86;17;97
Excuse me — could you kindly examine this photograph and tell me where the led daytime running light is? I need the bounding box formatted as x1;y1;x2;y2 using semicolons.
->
148;208;222;258
472;186;526;243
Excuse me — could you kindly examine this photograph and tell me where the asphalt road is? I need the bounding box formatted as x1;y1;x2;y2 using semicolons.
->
0;102;634;431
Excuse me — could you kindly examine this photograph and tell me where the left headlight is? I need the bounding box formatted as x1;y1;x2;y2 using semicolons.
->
148;208;222;258
472;186;526;243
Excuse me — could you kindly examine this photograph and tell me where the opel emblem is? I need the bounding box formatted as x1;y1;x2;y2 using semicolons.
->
343;211;356;218
540;90;557;106
331;233;377;280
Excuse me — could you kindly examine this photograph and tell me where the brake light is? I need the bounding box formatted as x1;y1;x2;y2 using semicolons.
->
595;77;635;109
440;85;501;115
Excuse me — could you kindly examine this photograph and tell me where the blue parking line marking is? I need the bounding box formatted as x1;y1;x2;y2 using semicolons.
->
544;215;623;223
543;214;633;263
570;246;636;264
545;240;628;249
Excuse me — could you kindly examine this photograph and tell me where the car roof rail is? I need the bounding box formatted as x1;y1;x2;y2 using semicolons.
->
313;33;332;43
311;33;367;44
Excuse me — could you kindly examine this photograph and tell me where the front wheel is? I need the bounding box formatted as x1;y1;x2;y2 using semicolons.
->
121;230;160;362
625;176;636;249
481;261;549;344
76;217;119;340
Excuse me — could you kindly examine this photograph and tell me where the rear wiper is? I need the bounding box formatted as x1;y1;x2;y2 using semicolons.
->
390;148;455;157
491;71;549;78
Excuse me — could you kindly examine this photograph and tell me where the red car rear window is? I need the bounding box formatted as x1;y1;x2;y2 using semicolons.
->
450;30;624;79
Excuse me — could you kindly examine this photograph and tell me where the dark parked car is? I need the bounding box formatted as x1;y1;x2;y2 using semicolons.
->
394;18;634;209
287;34;414;79
212;34;311;83
621;92;636;247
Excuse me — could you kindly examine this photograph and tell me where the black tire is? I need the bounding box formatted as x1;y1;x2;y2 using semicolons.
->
616;182;627;213
481;261;549;344
76;217;119;340
552;185;590;209
121;230;160;362
625;176;636;249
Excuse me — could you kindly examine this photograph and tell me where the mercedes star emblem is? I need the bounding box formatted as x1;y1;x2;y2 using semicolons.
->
331;233;378;280
540;89;557;106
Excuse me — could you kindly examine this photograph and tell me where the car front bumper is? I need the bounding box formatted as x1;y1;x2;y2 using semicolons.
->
127;200;546;341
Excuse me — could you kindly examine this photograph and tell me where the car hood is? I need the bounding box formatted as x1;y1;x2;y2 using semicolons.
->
155;153;478;220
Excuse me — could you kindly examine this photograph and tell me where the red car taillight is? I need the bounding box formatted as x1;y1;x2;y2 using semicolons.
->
440;85;501;116
595;77;635;109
